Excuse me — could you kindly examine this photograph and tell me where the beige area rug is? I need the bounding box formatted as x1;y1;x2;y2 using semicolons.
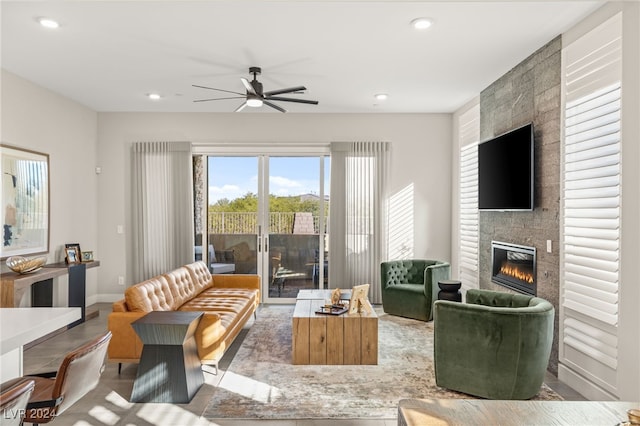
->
203;305;562;419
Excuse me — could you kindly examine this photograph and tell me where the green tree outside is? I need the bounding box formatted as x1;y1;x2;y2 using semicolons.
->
208;192;329;234
209;192;327;215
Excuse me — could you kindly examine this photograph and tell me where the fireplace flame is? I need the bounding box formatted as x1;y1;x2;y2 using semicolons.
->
500;264;534;284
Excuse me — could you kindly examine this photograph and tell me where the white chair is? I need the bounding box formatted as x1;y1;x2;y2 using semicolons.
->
0;378;35;426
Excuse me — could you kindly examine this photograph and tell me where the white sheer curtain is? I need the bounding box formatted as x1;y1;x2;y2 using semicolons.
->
131;141;194;282
329;141;390;304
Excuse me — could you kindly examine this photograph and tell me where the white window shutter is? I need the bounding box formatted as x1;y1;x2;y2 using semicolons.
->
458;105;480;289
561;13;621;396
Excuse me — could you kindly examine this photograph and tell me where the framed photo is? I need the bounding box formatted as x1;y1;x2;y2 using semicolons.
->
348;283;372;314
81;251;94;262
65;247;80;264
1;144;50;259
65;243;82;255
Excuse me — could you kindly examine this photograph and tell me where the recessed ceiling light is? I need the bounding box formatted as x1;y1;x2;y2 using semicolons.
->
411;17;433;30
37;17;60;29
147;93;162;101
375;93;389;101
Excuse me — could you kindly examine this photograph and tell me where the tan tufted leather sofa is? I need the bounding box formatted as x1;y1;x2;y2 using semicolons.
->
107;261;260;370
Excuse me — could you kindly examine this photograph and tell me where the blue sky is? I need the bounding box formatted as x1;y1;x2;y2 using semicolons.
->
208;156;330;204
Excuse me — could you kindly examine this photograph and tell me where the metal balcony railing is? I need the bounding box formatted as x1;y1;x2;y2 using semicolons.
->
208;211;328;234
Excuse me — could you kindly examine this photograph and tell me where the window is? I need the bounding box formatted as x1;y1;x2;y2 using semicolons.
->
561;12;621;397
458;104;480;290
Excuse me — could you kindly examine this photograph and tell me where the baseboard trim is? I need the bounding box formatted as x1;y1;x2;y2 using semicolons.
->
558;364;618;401
24;306;100;350
24;326;68;350
97;293;127;303
86;304;100;320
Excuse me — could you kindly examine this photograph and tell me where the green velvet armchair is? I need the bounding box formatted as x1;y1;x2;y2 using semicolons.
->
380;259;450;321
433;289;555;400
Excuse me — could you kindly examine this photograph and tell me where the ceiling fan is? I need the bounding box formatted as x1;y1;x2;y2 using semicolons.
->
193;66;319;113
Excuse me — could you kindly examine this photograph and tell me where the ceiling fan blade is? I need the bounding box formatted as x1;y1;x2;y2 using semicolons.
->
266;96;319;105
235;102;248;112
193;96;245;103
192;84;244;96
264;101;287;113
263;86;307;96
241;78;257;95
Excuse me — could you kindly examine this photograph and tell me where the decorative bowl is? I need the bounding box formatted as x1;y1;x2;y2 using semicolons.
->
6;255;47;274
628;409;640;424
437;280;462;292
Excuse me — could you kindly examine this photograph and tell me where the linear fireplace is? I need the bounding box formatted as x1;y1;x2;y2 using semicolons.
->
491;241;536;296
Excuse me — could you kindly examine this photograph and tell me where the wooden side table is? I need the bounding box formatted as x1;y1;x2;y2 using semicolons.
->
437;279;462;302
130;311;204;403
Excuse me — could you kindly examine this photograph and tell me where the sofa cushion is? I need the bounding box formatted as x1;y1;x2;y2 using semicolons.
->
199;287;259;301
194;311;237;356
384;283;425;296
111;299;128;312
179;296;251;316
124;275;175;312
164;267;200;307
184;261;213;292
466;288;533;308
212;273;260;289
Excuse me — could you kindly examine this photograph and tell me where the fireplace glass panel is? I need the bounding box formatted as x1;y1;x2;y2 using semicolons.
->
491;241;536;295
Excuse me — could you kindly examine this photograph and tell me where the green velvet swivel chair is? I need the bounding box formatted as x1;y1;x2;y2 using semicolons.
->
433;289;554;400
380;259;451;321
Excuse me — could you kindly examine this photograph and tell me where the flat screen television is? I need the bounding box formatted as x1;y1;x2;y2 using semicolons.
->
478;123;534;211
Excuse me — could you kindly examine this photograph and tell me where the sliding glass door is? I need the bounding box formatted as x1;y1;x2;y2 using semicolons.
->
203;157;260;277
266;157;329;300
195;151;329;303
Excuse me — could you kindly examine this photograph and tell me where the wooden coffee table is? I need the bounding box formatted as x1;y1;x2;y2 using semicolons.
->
292;289;378;365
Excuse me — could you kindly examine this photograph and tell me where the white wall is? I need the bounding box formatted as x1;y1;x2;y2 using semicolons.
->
96;112;453;300
1;70;453;304
1;70;99;306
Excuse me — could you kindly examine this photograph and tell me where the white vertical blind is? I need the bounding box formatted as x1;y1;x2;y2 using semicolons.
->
561;13;621;394
329;141;390;304
458;105;480;289
131;141;195;282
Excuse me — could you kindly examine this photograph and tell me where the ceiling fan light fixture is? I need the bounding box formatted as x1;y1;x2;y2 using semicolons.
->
193;67;317;112
147;93;161;100
411;17;433;30
246;96;263;108
375;93;389;101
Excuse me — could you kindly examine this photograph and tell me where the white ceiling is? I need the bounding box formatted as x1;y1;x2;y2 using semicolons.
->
2;1;604;114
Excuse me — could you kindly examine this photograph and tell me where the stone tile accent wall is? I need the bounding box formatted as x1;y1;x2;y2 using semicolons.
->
479;36;561;374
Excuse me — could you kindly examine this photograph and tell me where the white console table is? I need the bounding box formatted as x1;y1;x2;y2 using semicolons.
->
0;307;80;382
